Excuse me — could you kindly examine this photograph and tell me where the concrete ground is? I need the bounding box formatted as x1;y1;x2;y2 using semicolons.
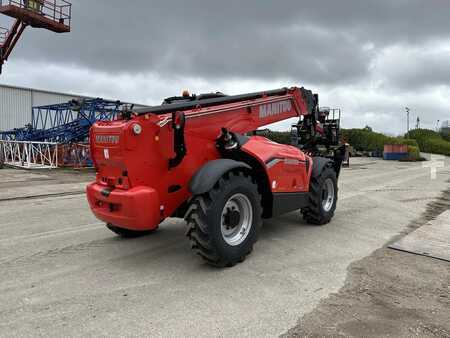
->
284;186;450;338
0;157;449;337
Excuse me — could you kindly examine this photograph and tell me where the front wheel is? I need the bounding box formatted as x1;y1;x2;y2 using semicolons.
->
185;171;262;267
301;165;338;225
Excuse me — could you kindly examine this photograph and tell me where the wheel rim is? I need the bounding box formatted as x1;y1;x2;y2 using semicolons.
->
321;178;335;212
221;193;253;246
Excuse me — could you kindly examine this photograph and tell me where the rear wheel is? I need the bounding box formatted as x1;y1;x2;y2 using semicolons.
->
301;165;337;225
106;224;158;238
185;171;262;267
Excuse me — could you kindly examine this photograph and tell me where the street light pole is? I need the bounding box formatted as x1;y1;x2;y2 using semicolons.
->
405;107;410;134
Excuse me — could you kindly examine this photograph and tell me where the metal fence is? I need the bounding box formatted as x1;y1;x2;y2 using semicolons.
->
57;143;92;168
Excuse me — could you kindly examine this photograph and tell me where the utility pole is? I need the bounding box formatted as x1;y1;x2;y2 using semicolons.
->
416;117;420;129
405;107;410;134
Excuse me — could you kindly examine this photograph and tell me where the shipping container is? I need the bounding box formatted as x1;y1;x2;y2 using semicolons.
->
383;144;408;160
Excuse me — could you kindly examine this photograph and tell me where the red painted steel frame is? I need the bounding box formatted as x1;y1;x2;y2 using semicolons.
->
0;0;71;32
86;87;314;231
0;0;71;73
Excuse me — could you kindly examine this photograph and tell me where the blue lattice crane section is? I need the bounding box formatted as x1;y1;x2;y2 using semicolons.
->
0;98;123;143
32;98;121;130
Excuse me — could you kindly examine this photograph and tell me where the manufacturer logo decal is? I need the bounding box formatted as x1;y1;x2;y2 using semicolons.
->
95;135;120;144
259;100;292;119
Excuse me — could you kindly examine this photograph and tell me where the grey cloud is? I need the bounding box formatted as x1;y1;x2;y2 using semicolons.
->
10;0;450;86
375;47;450;90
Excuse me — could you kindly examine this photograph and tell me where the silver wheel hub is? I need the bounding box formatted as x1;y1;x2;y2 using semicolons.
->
221;193;253;246
322;178;335;212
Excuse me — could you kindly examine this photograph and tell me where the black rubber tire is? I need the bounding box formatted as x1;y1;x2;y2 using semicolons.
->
301;165;338;225
106;223;158;238
185;171;262;267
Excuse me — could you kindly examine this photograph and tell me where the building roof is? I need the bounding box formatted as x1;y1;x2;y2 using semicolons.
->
0;83;148;107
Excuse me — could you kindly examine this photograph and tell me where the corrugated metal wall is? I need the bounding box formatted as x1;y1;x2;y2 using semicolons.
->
32;91;77;107
0;85;79;131
0;86;32;131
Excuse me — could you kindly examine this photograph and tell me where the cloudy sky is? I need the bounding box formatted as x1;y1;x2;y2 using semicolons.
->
1;0;450;134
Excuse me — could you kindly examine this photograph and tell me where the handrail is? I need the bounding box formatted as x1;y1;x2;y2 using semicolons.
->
0;0;72;24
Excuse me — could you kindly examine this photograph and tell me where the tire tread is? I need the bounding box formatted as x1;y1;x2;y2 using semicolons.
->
301;165;337;225
185;171;261;267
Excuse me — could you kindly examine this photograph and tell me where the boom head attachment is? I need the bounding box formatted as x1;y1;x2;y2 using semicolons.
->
291;104;345;175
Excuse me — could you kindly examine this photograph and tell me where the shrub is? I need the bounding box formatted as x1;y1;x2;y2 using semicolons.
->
406;129;450;156
422;138;450;156
408;145;420;159
406;129;440;141
341;129;419;153
440;132;450;143
389;138;419;148
399;145;425;162
341;129;387;152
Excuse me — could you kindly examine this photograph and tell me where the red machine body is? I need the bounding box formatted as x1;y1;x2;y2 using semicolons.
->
87;87;315;231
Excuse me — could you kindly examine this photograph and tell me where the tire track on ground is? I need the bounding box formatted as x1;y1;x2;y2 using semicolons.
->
0;222;104;244
0;191;85;203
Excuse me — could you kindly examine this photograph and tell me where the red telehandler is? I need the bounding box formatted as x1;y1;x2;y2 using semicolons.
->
86;87;345;267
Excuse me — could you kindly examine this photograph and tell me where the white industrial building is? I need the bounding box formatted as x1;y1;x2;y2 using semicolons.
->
0;84;91;131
